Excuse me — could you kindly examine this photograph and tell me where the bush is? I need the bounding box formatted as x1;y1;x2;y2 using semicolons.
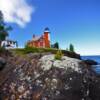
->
55;50;63;60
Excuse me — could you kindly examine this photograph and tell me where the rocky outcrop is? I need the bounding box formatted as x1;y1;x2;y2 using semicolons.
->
0;57;6;70
0;53;99;100
83;59;98;65
62;50;81;59
39;54;81;72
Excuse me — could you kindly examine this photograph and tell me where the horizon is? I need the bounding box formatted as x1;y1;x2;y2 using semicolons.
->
0;0;100;55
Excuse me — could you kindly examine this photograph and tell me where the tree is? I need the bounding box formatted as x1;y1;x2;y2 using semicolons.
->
54;42;59;49
69;44;75;52
0;11;12;47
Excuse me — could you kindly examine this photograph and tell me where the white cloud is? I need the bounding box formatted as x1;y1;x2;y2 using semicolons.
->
0;0;34;27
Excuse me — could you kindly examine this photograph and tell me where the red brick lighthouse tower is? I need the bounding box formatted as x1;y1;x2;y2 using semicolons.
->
43;27;50;48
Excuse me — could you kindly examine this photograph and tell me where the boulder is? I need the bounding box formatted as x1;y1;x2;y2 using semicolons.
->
83;59;98;65
40;54;81;72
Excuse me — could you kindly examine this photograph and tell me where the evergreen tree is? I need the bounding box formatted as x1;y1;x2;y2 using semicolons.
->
69;44;75;52
0;11;12;47
54;42;59;49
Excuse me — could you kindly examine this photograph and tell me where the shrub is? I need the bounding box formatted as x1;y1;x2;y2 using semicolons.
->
54;50;63;60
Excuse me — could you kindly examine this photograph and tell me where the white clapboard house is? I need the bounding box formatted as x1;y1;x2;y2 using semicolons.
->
1;39;18;49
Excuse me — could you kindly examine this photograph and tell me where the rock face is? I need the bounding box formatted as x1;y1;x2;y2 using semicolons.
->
0;57;6;70
83;59;98;65
62;50;81;59
39;55;81;72
0;53;100;100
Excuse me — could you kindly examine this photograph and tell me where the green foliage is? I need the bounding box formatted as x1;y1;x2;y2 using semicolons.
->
69;44;75;52
23;44;58;54
0;46;5;52
0;32;8;41
12;46;78;59
24;45;39;53
13;46;58;55
42;48;57;53
55;50;63;60
12;48;26;55
52;42;59;49
54;42;59;49
0;11;3;24
0;11;12;46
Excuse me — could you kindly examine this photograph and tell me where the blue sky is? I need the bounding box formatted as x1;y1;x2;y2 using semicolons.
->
1;0;100;55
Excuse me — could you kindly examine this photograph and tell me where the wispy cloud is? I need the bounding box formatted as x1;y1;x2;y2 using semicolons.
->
0;0;34;27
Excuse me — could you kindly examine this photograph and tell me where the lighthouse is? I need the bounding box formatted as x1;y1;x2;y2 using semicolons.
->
44;27;50;48
27;27;51;48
